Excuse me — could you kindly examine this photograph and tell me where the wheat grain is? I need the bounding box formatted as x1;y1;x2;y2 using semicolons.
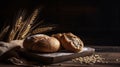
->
72;54;105;64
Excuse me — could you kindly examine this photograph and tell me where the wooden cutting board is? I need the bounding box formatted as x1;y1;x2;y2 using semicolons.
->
20;47;95;64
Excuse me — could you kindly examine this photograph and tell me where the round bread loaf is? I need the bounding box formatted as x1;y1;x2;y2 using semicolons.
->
52;33;84;52
23;34;60;53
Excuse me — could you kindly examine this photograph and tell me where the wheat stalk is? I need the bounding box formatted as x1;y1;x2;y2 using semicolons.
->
0;25;10;41
7;9;27;41
16;8;39;40
21;24;31;39
31;19;44;31
10;17;23;40
14;16;23;32
0;8;57;41
31;25;56;35
28;9;39;25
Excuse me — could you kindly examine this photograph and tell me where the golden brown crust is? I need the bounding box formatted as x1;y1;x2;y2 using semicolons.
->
52;32;84;52
23;34;60;53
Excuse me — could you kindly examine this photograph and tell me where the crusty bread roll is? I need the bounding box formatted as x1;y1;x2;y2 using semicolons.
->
52;33;84;52
23;34;60;53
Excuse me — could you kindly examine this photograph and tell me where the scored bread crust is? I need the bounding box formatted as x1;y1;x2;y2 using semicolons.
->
23;34;60;53
52;33;84;52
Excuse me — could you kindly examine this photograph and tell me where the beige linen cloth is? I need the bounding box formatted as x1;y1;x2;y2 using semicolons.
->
0;40;42;67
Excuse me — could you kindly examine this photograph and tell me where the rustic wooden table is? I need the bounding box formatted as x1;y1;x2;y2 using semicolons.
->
0;46;120;67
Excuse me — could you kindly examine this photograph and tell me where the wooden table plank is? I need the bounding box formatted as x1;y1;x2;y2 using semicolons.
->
48;52;120;67
0;46;120;67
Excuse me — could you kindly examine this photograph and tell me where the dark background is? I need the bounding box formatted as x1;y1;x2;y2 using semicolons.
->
0;0;120;46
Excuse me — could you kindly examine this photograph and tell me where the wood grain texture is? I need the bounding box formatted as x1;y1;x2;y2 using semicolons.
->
19;47;95;64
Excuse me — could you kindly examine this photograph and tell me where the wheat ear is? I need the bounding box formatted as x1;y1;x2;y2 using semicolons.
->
31;26;56;35
8;14;24;41
7;9;26;41
16;9;39;39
